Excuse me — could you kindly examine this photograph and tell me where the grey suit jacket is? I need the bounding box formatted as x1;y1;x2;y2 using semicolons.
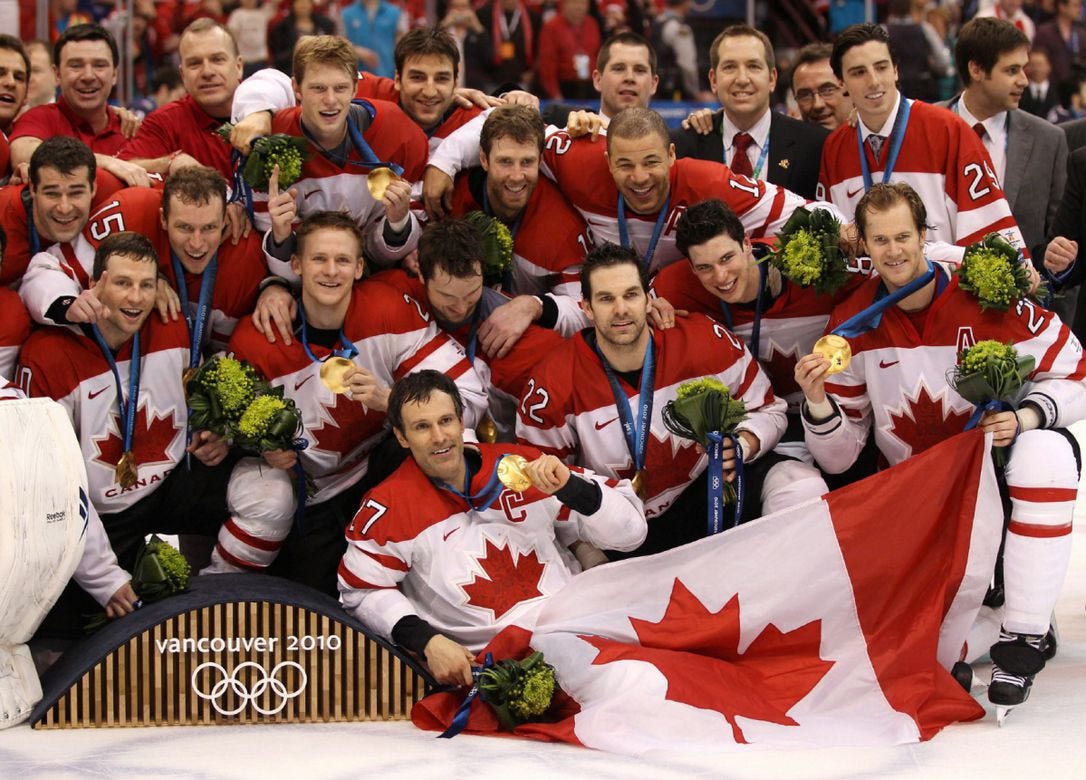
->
937;100;1067;259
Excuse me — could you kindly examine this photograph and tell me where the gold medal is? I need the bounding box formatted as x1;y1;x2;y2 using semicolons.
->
182;366;199;399
115;451;139;490
367;166;402;201
497;454;532;492
476;415;498;444
813;334;852;375
630;469;647;500
319;356;354;394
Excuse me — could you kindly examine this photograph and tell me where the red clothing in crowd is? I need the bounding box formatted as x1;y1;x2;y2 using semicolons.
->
10;97;128;157
534;13;601;99
118;95;233;180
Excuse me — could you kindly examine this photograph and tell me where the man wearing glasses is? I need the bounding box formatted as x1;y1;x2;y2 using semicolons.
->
790;43;853;131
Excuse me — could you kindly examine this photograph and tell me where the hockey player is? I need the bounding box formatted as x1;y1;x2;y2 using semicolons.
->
228;211;488;595
442;104;593;349
796;182;1086;718
425;106;843;277
254;35;429;271
0;288;29;379
19;231;296;639
372;217;564;441
21;167;273;358
819;23;1031;267
339;370;646;685
516;242;826;558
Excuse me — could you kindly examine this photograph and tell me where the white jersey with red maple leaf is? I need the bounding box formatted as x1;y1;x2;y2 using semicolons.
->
650;260;871;412
21;187;268;352
515;314;787;518
818;98;1027;264
338;442;646;651
252;103;430;267
228;280;488;505
804;267;1086;472
447;172;593;336
17;316;190;514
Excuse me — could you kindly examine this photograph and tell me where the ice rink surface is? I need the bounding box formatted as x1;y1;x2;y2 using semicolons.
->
4;428;1086;779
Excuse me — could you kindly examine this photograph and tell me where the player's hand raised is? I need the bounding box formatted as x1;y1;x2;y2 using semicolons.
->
67;273;111;323
522;454;571;495
267;164;299;245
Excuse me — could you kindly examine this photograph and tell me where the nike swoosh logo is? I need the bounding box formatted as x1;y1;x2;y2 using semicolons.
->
303;189;319;201
846;186;864;198
595;417;620;430
879;360;900;369
88;386;109;399
443;527;460;541
295;374;315;390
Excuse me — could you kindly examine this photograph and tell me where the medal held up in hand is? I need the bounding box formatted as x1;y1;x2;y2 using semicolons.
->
319;356;355;394
497;454;533;493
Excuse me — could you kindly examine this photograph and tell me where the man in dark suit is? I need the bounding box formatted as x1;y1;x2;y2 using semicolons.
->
1018;49;1061;120
670;24;828;199
1044;144;1086;340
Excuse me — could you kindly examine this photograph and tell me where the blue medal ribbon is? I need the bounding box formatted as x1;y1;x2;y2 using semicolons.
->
289;438;309;534
90;326;141;481
964;399;1015;432
858;98;911;192
439;453;507;512
831;260;936;339
344;100;404;177
228;148;256;225
617;195;670;271
706;431;744;535
170;251;219;370
725;136;770;180
21;189;40;256
299;305;359;363
438;653;494;739
592;336;656;477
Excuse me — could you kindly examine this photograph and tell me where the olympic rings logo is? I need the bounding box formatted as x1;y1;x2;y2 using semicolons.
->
191;661;308;716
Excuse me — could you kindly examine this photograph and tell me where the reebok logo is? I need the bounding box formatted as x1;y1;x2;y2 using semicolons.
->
595;417;620;430
294;374;315;390
87;386;110;400
846;186;864;199
879;359;900;369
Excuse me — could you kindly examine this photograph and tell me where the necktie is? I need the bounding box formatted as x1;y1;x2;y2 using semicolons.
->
973;122;987;141
866;133;884;163
731;132;754;177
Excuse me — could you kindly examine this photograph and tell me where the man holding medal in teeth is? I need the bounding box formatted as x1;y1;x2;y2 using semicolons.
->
228;211;488;597
338;370;646;685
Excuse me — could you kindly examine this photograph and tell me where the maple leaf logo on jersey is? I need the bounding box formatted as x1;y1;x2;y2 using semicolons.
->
462;538;546;619
887;384;973;458
760;344;801;398
615;428;702;505
581;579;834;743
92;405;180;471
310;391;378;456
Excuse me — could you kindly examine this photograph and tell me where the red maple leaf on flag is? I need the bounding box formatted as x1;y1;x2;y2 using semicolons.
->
92;405;180;469
760;344;802;398
888;385;973;458
581;578;834;743
462;538;546;619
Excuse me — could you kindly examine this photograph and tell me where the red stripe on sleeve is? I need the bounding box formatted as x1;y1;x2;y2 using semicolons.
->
361;547;410;572
394;336;446;379
1007;520;1073;538
338;560;395;590
1008;486;1078;503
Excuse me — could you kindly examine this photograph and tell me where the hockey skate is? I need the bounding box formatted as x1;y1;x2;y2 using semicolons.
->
988;629;1047;726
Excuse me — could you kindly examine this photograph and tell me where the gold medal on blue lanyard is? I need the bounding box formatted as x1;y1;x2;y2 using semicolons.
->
593;335;655;500
617;194;670;272
172;250;218;388
299;305;359;393
92;326;142;490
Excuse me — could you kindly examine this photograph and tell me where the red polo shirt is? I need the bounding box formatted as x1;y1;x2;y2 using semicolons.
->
10;96;127;156
118;94;233;180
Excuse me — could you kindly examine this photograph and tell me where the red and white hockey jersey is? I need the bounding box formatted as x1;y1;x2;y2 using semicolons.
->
516;314;787;518
650;260;869;410
254;102;430;264
446;170;592;335
18;316;191;514
228;280;488;504
0;287;30;379
804;267;1086;472
818;98;1026;264
21;187;267;352
338;442;646;650
538;132;819;276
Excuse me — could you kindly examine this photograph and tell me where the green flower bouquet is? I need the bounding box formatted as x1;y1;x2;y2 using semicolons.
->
233;389;305;453
950;340;1035;465
957;233;1041;311
217;122;308;191
662;377;748;506
765;206;849;296
132;535;192;604
465;211;514;287
477;652;559;731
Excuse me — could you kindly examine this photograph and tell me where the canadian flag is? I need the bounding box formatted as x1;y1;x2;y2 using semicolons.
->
414;430;1004;753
